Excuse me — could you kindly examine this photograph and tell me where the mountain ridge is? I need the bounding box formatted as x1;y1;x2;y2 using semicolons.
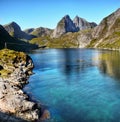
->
52;15;97;38
87;8;120;49
4;22;34;40
2;8;120;49
0;24;38;51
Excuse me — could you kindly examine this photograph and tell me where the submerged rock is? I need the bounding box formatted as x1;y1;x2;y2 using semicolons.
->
0;49;41;121
40;110;50;121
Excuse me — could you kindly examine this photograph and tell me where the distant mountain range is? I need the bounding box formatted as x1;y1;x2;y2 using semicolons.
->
1;8;120;50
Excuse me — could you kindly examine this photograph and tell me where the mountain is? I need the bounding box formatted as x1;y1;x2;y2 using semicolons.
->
30;8;120;49
88;8;120;49
4;22;34;40
73;16;97;31
52;15;97;38
0;25;38;51
25;27;52;37
3;8;120;49
52;15;77;38
24;28;34;34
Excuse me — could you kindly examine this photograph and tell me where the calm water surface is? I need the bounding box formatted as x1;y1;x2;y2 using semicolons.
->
24;49;120;122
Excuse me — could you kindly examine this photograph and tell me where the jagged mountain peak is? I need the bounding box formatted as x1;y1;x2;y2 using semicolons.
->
52;14;97;38
9;21;19;26
63;15;70;19
61;15;73;23
4;22;34;40
74;15;79;18
73;16;97;31
4;21;21;31
73;16;86;21
52;15;77;38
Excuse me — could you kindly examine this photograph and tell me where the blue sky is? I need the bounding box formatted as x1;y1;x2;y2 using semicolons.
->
1;0;120;30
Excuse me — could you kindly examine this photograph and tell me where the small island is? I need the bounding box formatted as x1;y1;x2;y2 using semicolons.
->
0;49;41;122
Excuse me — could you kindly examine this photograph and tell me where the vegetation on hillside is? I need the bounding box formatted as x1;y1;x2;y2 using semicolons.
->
0;25;38;51
30;32;81;48
0;49;27;77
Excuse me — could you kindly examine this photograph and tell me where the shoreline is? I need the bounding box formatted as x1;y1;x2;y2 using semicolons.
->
0;49;41;122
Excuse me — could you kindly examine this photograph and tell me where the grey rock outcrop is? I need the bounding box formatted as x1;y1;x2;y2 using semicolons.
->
88;8;120;48
0;49;41;122
73;16;97;31
92;8;120;38
75;8;120;49
77;30;93;48
52;15;77;38
52;15;97;38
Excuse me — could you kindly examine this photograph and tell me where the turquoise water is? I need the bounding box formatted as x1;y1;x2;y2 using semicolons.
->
24;49;120;122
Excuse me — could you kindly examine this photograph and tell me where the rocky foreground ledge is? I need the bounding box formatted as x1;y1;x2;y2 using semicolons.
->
0;49;41;122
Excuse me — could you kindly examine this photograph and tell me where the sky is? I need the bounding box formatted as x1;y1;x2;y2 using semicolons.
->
0;0;120;30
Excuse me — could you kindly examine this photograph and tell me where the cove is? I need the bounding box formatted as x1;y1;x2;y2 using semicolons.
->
24;49;120;122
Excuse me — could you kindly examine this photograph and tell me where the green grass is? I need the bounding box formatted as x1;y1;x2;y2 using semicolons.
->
30;32;80;48
87;39;97;47
0;49;28;77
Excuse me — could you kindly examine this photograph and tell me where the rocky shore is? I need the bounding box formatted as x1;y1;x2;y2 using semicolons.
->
0;49;41;122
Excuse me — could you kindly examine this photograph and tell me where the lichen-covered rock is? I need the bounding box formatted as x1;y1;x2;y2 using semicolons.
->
0;49;41;121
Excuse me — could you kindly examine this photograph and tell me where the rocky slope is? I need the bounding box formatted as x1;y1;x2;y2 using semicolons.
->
52;15;97;38
25;27;52;37
73;16;97;31
30;30;92;48
88;8;120;49
52;15;77;38
3;8;120;49
30;8;120;49
0;25;38;51
24;28;35;34
0;49;41;122
4;22;34;40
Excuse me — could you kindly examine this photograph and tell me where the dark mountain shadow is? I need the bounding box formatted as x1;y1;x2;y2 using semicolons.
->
0;25;38;52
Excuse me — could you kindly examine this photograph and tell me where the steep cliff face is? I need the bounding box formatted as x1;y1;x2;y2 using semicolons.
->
52;15;77;38
29;8;120;49
3;9;120;49
4;22;33;40
52;15;97;38
73;16;97;31
92;8;120;38
77;30;93;48
88;8;120;49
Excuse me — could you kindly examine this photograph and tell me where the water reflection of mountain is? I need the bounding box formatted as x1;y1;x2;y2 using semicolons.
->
98;51;120;80
61;49;94;81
